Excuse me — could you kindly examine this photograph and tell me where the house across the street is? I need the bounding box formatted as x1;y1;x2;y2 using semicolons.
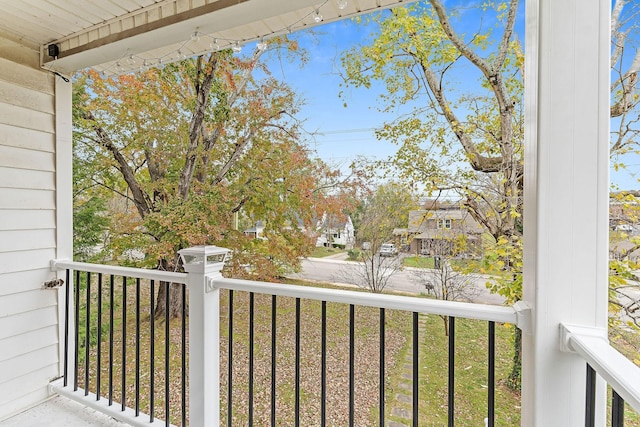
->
315;213;355;249
396;200;484;258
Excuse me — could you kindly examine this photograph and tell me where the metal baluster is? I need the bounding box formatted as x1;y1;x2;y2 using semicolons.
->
122;276;127;411
321;301;327;427
612;389;624;427
379;308;386;426
413;312;419;426
74;270;80;391
249;292;255;426
135;278;141;417
181;284;187;426
150;280;155;422
295;298;301;427
585;364;595;427
96;273;102;400
85;271;91;396
271;295;277;427
63;268;70;387
349;304;355;427
228;290;234;427
164;282;170;426
109;275;114;405
488;321;495;427
448;317;455;427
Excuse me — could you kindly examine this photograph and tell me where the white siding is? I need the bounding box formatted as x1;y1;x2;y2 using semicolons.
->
0;34;62;421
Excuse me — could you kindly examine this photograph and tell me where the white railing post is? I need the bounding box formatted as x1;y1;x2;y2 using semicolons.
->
179;246;230;427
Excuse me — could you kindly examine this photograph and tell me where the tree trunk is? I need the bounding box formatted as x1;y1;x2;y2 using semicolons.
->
507;326;522;391
153;281;186;320
442;315;449;336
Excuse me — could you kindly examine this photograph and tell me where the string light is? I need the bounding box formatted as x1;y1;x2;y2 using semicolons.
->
94;0;334;77
337;0;348;10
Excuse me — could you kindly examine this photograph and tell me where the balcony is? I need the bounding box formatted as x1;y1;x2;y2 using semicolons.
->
2;246;639;426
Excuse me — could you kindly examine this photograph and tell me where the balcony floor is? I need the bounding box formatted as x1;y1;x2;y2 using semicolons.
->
1;396;125;426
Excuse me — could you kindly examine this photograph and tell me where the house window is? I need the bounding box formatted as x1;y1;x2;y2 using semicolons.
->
437;219;452;229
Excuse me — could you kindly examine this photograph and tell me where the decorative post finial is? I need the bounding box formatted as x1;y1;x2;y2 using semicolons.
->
178;245;230;275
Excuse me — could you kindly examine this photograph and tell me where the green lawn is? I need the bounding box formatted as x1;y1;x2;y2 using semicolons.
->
384;314;521;426
310;246;347;258
403;256;435;268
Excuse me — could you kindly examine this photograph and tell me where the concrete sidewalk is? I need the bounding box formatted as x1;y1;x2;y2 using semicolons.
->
316;251;349;261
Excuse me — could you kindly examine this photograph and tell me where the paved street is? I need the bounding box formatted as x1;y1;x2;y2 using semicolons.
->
290;254;506;306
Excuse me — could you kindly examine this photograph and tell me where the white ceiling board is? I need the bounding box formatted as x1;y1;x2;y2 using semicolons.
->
41;0;322;74
0;0;416;76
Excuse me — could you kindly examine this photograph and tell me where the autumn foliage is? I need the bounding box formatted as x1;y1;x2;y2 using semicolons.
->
73;45;359;316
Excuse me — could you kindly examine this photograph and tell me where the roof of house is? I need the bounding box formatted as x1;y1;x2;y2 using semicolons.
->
317;213;352;230
407;208;484;234
414;229;481;240
421;199;460;210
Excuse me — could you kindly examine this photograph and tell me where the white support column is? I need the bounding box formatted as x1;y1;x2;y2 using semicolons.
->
54;75;74;379
522;1;610;426
179;246;230;427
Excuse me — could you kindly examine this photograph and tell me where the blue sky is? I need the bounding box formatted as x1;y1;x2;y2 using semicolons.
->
259;3;639;192
265;18;397;170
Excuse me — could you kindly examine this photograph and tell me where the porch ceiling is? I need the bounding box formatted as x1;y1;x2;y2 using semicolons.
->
0;0;414;77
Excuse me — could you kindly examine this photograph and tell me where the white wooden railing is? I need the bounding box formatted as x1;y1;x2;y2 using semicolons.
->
561;323;640;423
49;246;640;426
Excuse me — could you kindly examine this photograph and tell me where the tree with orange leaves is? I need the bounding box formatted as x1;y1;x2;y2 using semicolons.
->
73;44;359;317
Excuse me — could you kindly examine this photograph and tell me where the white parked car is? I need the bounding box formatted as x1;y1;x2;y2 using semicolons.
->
615;224;633;232
379;243;398;257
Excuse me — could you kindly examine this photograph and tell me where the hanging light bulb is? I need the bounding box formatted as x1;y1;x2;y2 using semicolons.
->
257;38;267;51
313;9;323;23
337;0;348;10
116;62;124;73
232;41;242;53
142;59;149;72
100;70;107;79
210;38;220;51
191;31;200;42
126;55;136;66
177;49;187;60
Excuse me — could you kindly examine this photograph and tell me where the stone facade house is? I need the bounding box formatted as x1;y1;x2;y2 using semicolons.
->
397;200;484;258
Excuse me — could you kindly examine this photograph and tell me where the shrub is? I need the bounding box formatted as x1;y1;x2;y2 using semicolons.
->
347;249;361;260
